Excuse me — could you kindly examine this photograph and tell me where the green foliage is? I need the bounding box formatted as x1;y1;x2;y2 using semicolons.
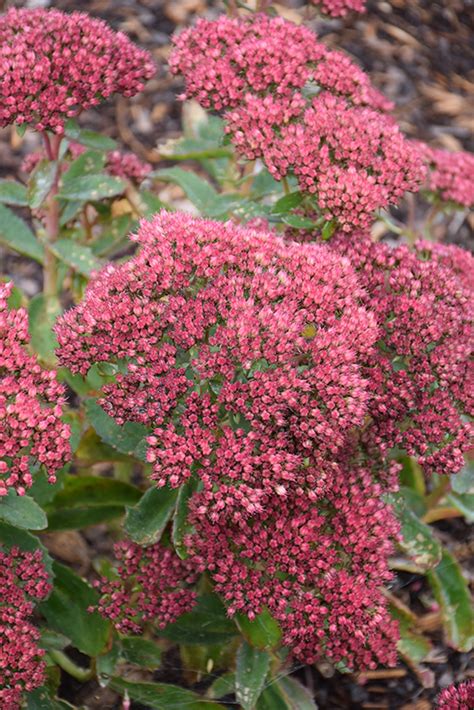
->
235;641;270;710
427;549;474;652
28;160;58;209
39;562;110;657
45;475;142;530
124;485;178;545
108;677;226;709
235;608;282;651
0;179;29;206
159;594;238;645
0;203;44;262
28;294;61;362
0;491;48;530
391;492;442;571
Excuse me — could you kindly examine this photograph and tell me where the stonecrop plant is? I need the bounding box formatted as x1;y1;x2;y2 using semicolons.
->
0;2;473;709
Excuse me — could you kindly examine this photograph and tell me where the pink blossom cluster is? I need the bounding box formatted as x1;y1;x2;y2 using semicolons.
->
415;142;474;207
106;150;152;183
0;283;70;496
436;680;474;710
56;212;377;512
171;15;425;230
0;547;51;707
328;233;474;476
189;460;400;668
0;8;155;133
312;0;366;16
95;541;198;634
58;213;400;668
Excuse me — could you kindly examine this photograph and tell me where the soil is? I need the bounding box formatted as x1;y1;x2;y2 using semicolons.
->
0;0;473;708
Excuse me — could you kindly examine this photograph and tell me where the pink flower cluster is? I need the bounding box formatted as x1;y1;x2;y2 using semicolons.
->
415;142;474;207
106;150;152;183
189;461;400;668
56;212;377;509
436;680;474;710
171;15;425;230
0;547;51;708
328;233;474;476
0;8;155;133
96;541;198;634
313;0;366;16
0;283;70;496
58;212;400;668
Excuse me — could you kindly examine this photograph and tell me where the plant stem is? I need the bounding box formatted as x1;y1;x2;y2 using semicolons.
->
422;506;462;524
42;132;62;298
281;176;290;195
425;476;450;509
49;649;93;682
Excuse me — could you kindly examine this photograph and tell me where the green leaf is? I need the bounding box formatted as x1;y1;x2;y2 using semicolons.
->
63;150;107;182
124;485;178;545
272;192;303;214
160;594;238;645
281;214;317;230
152;168;218;213
321;219;337;241
0;204;44;262
120;637;162;670
26;687;76;710
158;137;232;161
235;608;282;651
0;491;47;530
39;562;110;657
64;121;117;151
207;673;236;700
85;399;148;458
257;677;318;710
57;175;125;202
0;521;53;578
108;677;226;709
447;492;474;522
399;455;426;496
0;179;28;206
50;239;102;277
28;294;61;363
451;459;474;495
236;641;270;710
91;214;134;256
172;474;200;559
397;628;432;664
391;493;442;571
46;475;142;530
48;475;142;509
28;160;57;209
427;548;474;651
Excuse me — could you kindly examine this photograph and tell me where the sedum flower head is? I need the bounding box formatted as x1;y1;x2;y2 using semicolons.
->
189;459;400;668
0;7;155;133
312;0;366;16
56;211;377;514
0;283;70;496
436;681;474;710
96;541;198;634
171;15;424;230
58;213;403;669
328;233;474;476
0;546;51;707
415;142;474;207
